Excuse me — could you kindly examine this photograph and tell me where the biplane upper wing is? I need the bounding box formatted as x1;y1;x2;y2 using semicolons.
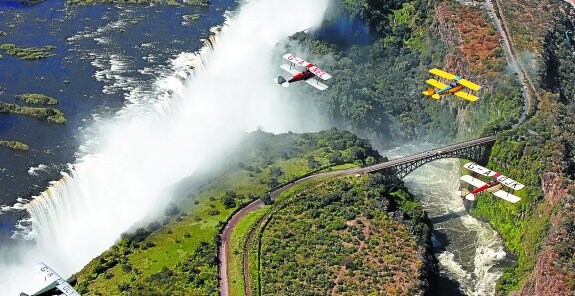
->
308;65;332;80
425;79;448;89
429;68;457;80
496;175;525;191
463;162;497;177
458;79;481;91
35;262;81;296
305;78;328;91
283;53;311;68
280;64;301;76
454;91;479;102
460;175;487;188
492;190;521;203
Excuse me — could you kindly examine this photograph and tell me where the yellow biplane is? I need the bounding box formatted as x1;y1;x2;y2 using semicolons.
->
422;68;481;101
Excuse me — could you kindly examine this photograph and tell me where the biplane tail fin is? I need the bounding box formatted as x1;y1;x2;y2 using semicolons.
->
275;76;289;88
422;88;435;96
422;88;441;99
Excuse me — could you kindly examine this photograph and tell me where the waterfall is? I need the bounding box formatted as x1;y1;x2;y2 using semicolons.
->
0;0;330;294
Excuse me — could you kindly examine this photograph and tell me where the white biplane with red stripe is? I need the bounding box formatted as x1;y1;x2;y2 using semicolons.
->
457;162;525;203
274;53;332;91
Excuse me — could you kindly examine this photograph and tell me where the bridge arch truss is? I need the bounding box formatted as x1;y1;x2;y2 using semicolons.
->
361;136;497;185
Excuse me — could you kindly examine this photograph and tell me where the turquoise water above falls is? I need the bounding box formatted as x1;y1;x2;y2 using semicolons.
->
0;0;235;237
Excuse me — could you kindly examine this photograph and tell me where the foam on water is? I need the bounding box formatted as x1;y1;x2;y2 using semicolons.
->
389;143;509;296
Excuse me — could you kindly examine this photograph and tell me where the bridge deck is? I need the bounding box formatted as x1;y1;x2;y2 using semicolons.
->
359;135;497;174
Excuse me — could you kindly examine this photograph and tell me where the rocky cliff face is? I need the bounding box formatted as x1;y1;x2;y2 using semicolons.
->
434;0;575;294
433;1;517;137
519;174;575;296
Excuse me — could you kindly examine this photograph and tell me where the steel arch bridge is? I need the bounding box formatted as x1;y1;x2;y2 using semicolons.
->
357;135;497;185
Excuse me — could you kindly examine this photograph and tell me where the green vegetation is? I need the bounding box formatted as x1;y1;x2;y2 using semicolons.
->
20;0;47;4
16;93;58;105
252;174;432;295
0;140;29;151
471;10;575;295
434;2;524;136
228;207;268;296
65;0;208;6
0;102;66;124
73;129;382;294
182;14;201;22
285;0;522;142
0;43;55;60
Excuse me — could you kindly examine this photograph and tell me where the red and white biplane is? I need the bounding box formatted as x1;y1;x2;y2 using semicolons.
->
275;53;332;91
457;162;525;203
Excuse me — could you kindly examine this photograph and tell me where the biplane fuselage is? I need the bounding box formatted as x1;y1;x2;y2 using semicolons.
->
436;84;464;96
287;66;315;83
470;180;502;195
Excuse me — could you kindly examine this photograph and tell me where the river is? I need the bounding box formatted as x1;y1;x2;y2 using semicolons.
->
386;143;515;296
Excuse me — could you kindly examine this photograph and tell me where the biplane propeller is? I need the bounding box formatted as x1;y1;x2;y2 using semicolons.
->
274;53;332;91
457;162;524;203
422;68;481;101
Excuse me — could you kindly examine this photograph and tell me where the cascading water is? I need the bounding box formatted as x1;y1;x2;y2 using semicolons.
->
0;0;330;294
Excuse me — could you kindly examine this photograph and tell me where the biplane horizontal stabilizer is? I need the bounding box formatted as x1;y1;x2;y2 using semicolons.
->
422;88;435;96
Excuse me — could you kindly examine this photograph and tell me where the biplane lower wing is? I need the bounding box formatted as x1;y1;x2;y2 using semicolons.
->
305;78;328;91
460;175;487;188
280;64;301;76
454;91;479;101
492;190;521;203
458;79;481;91
425;79;448;89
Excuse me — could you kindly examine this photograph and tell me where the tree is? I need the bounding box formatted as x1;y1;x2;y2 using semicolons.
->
221;190;238;208
329;151;344;165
